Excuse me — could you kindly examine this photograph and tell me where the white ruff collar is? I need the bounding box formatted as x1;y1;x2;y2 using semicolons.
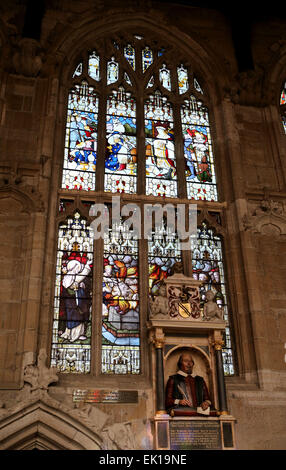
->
178;370;195;378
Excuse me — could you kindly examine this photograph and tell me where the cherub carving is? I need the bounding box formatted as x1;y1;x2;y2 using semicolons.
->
149;284;168;318
203;290;223;321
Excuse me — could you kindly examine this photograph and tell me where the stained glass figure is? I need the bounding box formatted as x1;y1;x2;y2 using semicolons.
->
62;81;98;191
88;51;100;81
159;64;171;91
177;64;189;94
102;220;140;374
72;62;82;78
142;46;153;72
194;77;203;94
105;87;137;194
145;91;177;197
280;81;286;105
191;222;234;375
148;221;182;297
124;44;136;70
124;72;132;86
51;212;94;373
146;76;154;89
181;96;218;201
107;57;119;85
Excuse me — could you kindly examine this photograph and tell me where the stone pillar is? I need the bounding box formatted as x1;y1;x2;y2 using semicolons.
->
153;328;166;414
213;339;228;415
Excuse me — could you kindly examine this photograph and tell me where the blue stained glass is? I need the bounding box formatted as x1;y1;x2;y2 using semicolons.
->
105;88;137;193
124;44;136;70
181;97;217;201
142;46;153;72
62;82;98;190
102;222;140;374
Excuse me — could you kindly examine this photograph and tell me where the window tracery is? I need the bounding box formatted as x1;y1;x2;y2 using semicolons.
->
54;34;235;376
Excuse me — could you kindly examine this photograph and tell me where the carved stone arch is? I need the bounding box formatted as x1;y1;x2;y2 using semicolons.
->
43;10;232;102
0;184;44;215
0;399;103;450
197;210;226;237
262;41;286;106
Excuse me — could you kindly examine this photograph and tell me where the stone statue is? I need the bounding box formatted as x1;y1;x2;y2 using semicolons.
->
149;284;168;318
203;290;223;321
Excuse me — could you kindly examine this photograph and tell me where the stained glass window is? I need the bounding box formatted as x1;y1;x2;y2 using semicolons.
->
105;87;137;194
102;220;140;374
62;81;98;191
124;44;136;70
177;64;189;94
88;51;100;81
148;221;182;297
194;77;203;94
159;64;171;91
142;46;153;72
181;96;218;201
57;36;236;377
51;212;94;373
191;222;234;375
145;91;177;197
73;62;82;78
107;57;119;85
280;81;286;134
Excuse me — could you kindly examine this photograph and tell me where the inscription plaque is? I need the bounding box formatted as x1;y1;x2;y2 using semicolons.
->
73;389;138;404
170;420;222;450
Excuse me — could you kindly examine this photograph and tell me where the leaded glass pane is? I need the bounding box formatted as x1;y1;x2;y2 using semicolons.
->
280;81;286;105
105;87;137;194
177;64;189;94
102;221;140;374
145;92;177;197
124;72;132;86
194;77;203;94
146;76;154;89
124;44;136;70
51;212;94;373
107;57;119;85
88;51;100;81
142;46;153;72
181;96;218;201
62;81;98;191
191;222;234;375
72;62;82;78
159;64;171;91
148;221;182;297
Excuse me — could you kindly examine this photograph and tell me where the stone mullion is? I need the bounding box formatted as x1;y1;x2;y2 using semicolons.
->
138;208;149;376
136;93;146;195
95;60;108;193
92;233;104;376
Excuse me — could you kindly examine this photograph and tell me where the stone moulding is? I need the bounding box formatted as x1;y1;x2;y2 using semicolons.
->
242;199;286;236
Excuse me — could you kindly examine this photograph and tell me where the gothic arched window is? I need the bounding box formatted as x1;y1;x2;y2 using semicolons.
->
280;81;286;134
53;35;235;376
